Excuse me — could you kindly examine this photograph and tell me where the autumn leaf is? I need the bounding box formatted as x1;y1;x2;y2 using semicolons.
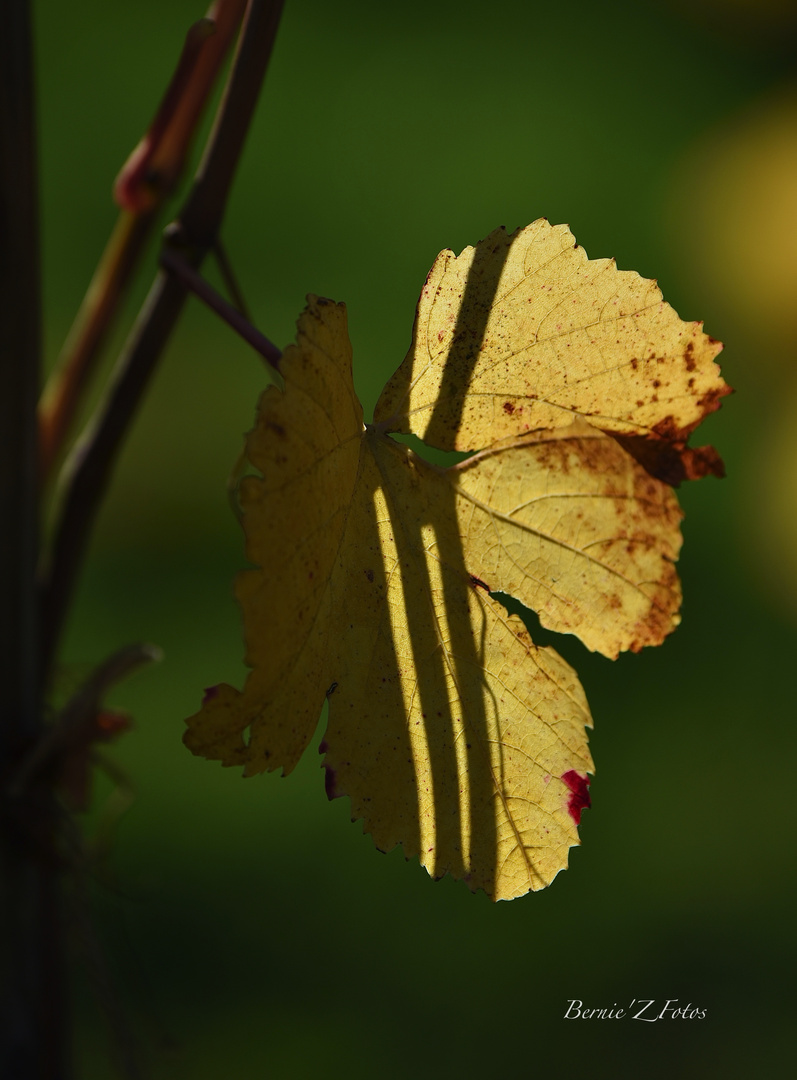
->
185;221;729;900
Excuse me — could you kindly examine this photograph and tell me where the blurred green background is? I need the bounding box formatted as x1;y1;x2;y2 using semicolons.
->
35;0;797;1075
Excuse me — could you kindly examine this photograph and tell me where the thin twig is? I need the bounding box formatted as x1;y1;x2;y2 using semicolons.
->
40;0;287;680
160;244;282;368
212;235;253;319
7;643;162;800
37;212;154;480
38;0;248;484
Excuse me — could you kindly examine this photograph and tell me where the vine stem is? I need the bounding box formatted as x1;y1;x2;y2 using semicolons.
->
38;0;248;484
40;0;286;680
0;2;67;1075
160;243;282;368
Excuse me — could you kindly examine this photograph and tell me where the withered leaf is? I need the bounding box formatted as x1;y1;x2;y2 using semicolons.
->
185;221;728;900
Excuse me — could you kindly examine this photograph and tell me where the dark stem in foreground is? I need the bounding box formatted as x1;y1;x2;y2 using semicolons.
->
0;1;66;1076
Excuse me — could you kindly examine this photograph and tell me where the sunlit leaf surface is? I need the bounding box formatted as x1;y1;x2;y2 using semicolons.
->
185;221;729;900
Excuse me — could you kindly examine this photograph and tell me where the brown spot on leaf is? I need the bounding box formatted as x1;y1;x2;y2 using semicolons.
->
679;443;726;480
652;415;683;442
613;432;725;486
697;383;733;421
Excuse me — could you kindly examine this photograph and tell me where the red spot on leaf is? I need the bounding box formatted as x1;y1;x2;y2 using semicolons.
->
323;764;338;799
503;401;515;414
561;770;591;825
319;740;339;799
202;685;220;704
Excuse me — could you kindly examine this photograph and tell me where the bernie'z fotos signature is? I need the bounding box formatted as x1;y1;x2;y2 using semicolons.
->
564;999;707;1022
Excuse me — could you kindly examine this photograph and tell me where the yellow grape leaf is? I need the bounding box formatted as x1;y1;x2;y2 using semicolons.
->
185;221;729;901
376;219;727;456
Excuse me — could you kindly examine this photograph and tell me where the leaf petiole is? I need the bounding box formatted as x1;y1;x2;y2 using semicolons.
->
159;242;282;369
